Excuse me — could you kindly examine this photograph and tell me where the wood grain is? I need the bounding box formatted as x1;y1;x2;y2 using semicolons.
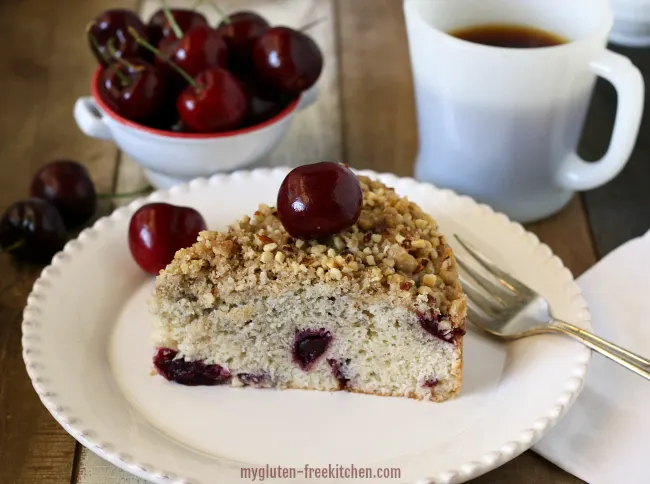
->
336;0;418;177
0;0;137;483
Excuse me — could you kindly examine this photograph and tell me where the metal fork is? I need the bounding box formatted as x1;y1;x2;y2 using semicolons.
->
454;235;650;381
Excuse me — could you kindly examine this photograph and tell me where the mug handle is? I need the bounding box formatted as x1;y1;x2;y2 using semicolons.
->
555;50;644;191
73;97;113;140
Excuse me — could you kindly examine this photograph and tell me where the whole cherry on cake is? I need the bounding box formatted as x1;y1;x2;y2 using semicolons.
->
277;162;362;239
30;160;97;228
0;198;67;263
128;202;207;274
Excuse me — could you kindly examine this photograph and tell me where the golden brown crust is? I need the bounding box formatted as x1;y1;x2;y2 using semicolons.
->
155;175;466;330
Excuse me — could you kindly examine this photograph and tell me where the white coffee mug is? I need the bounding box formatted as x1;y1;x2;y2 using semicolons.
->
404;0;644;223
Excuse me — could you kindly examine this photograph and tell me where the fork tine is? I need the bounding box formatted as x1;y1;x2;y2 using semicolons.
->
459;276;502;318
454;235;532;295
466;306;493;331
456;256;509;307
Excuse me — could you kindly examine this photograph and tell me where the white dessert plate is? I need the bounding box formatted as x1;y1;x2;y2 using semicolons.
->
22;168;591;484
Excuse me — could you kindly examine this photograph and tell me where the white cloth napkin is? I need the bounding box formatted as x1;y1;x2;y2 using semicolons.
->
533;229;650;484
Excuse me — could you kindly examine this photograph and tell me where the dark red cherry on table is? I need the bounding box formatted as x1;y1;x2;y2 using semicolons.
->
30;160;97;228
0;198;66;264
277;162;362;239
158;25;228;86
178;68;248;133
253;26;323;96
99;59;167;122
147;8;208;47
88;9;149;66
128;202;207;275
216;11;270;72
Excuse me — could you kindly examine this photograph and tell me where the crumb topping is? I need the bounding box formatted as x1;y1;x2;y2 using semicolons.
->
156;176;465;319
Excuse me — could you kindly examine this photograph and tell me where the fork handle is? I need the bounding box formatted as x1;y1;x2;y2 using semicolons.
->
550;319;650;380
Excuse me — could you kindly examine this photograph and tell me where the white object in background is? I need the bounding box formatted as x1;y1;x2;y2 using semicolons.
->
403;0;644;224
22;169;590;484
73;69;319;190
534;229;650;484
610;0;650;47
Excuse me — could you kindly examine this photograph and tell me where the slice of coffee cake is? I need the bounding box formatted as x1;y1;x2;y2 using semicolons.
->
150;173;466;402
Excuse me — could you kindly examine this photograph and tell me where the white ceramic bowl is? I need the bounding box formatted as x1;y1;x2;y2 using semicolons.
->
74;68;317;188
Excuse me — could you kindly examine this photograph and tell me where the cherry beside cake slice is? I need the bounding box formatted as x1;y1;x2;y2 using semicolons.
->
150;169;467;402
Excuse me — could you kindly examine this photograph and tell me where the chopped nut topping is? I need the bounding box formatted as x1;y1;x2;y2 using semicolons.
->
329;268;343;280
263;242;278;252
256;234;273;245
157;175;464;324
310;245;327;255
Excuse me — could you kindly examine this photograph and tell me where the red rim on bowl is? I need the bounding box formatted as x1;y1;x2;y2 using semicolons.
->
91;67;301;139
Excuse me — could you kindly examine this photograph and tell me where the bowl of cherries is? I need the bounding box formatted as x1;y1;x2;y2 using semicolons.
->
74;5;323;189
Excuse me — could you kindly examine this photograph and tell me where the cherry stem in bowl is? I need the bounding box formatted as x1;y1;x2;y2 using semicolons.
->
161;0;184;39
0;240;24;254
87;28;130;85
127;26;200;89
107;39;142;72
300;17;326;32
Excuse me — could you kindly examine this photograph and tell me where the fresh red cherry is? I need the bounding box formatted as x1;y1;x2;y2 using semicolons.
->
157;25;228;86
99;59;168;122
30;160;97;228
128;202;207;275
0;198;66;264
277;162;362;239
88;9;149;67
216;11;269;72
178;68;248;133
147;8;208;47
253;27;323;96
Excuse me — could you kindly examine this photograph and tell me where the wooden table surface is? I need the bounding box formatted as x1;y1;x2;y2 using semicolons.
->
1;0;648;483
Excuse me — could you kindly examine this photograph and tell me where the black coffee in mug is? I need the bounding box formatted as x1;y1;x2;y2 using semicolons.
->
450;23;568;48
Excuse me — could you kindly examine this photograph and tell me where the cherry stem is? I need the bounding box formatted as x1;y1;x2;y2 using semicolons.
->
190;0;204;10
161;0;184;39
107;39;141;71
300;17;326;32
127;26;199;89
87;28;130;86
97;187;151;199
1;240;24;254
